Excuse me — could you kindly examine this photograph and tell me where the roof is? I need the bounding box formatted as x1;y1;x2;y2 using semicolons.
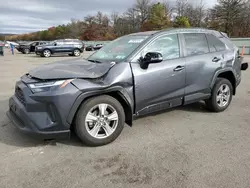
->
128;27;218;36
128;31;159;36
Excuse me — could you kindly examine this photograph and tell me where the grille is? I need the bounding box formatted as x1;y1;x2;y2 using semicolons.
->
15;86;26;105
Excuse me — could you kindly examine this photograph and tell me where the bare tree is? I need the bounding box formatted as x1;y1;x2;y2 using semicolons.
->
134;0;152;26
126;8;140;32
162;0;174;19
176;0;188;17
209;0;246;36
184;0;206;27
68;18;86;38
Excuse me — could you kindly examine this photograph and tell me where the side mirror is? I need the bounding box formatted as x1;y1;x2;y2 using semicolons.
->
241;62;248;71
140;52;163;69
54;43;57;46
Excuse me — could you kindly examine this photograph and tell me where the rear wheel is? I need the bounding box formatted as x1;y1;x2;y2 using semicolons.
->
43;49;51;58
75;95;125;146
73;49;81;56
206;78;233;112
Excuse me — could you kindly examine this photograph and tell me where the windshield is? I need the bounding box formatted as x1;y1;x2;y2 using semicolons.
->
87;35;149;62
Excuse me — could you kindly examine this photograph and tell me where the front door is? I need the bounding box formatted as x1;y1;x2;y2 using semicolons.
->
130;34;186;116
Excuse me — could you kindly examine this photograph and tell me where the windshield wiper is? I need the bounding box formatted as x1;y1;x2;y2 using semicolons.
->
88;59;102;64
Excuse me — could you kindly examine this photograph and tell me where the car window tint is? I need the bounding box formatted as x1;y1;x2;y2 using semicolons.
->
206;34;226;52
56;42;64;45
184;33;209;56
143;34;180;61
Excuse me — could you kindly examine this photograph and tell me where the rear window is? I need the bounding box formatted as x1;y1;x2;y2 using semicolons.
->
184;33;209;56
206;34;226;52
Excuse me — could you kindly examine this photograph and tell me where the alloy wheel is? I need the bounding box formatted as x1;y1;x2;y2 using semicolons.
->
74;49;80;56
24;49;29;54
85;103;119;139
43;50;51;57
216;84;230;107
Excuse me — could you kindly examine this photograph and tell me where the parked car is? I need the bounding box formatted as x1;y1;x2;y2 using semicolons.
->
7;28;248;146
16;41;48;54
5;41;19;48
85;44;103;51
35;39;84;57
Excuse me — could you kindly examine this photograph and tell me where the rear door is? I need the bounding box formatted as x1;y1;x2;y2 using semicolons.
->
182;33;222;104
63;41;74;53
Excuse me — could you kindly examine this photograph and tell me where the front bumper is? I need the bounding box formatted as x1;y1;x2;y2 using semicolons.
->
35;49;43;55
7;107;70;140
6;78;81;140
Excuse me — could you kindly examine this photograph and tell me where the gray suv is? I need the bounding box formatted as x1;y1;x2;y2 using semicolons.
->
35;39;84;57
7;28;248;146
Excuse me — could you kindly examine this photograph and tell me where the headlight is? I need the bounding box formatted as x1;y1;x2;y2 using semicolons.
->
28;79;74;93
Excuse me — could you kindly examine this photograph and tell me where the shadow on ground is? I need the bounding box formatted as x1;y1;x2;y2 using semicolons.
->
0;99;211;148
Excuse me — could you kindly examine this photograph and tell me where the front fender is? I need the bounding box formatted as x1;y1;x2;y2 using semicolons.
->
67;82;134;125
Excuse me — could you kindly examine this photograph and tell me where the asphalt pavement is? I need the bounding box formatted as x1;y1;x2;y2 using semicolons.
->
0;49;250;188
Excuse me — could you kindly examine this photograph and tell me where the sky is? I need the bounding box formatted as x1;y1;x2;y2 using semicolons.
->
0;0;217;34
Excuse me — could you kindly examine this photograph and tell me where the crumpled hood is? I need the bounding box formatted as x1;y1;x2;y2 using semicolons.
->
28;58;115;80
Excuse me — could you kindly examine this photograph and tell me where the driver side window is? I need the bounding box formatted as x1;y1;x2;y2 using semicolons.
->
143;34;180;61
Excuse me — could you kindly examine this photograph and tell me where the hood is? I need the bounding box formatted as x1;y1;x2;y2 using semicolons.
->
28;58;115;80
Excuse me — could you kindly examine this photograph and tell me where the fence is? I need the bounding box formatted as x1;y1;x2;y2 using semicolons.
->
84;38;250;55
230;38;250;55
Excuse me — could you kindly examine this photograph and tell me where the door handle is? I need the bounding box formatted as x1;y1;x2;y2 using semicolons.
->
212;57;221;62
173;66;185;72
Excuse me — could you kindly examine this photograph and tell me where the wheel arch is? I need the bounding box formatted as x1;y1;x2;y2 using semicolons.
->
72;48;82;55
211;69;236;95
67;88;134;127
43;48;53;54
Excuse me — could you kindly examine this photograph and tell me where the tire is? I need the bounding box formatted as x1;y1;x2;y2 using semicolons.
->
43;49;51;58
206;78;233;112
75;95;125;146
24;48;30;54
73;49;81;56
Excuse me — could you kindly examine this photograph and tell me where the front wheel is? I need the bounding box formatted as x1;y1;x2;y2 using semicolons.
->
206;78;233;112
24;48;30;54
75;95;125;146
43;49;51;58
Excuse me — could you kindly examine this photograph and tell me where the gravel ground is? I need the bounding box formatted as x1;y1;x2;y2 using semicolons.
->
0;49;250;188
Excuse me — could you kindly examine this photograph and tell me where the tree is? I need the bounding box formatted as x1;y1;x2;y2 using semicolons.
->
134;0;151;26
236;0;250;36
184;0;206;27
176;0;188;17
141;2;170;31
173;16;190;28
209;0;246;36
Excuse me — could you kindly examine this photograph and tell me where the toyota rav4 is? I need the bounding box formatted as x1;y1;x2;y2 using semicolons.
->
7;28;248;146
